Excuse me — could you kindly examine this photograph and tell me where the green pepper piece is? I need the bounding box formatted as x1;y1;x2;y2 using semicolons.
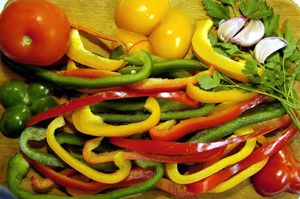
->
188;103;286;143
7;153;164;199
2;50;152;89
99;103;215;123
30;96;58;115
28;83;52;103
0;80;29;108
0;105;32;138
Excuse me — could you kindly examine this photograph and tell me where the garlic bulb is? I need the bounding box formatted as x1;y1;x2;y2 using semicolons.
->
217;17;248;42
231;19;265;47
254;37;288;63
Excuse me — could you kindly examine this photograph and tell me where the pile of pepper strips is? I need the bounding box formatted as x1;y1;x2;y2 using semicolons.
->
1;15;299;199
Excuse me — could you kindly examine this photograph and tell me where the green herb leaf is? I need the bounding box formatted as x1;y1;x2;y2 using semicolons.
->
239;0;272;19
198;73;221;90
283;21;297;59
263;11;279;37
214;42;241;56
203;0;230;21
219;0;235;6
208;32;219;45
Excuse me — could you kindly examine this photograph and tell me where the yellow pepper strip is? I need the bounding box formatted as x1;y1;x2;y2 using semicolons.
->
186;83;256;103
83;137;122;164
165;128;256;184
210;158;269;193
46;116;131;184
191;19;263;82
67;59;78;70
66;29;124;71
72;97;160;137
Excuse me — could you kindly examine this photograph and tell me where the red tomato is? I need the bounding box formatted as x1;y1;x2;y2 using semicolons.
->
0;0;70;66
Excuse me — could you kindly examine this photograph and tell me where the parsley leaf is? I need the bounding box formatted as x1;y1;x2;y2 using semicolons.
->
219;0;235;6
239;0;272;19
198;73;221;90
214;43;241;56
203;0;230;22
263;10;279;37
283;21;297;59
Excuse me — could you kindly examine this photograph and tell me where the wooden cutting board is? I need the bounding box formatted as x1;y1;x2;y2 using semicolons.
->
0;0;300;198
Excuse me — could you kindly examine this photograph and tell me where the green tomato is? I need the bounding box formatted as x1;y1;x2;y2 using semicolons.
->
0;105;32;138
0;80;29;108
28;83;52;104
30;96;58;115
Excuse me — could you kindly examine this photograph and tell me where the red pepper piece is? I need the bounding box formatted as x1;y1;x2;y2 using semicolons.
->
251;145;300;196
186;124;298;194
155;178;196;199
26;156;154;192
149;94;266;141
27;90;199;126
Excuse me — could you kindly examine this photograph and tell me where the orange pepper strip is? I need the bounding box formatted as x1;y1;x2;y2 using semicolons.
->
58;68;121;79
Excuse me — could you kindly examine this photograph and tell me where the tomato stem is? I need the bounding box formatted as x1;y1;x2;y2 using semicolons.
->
21;35;32;46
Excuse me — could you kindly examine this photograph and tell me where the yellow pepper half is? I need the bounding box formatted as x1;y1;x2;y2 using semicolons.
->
192;19;263;82
165;128;256;184
72;97;160;137
46;116;131;184
186;83;256;103
66;29;124;71
210;158;269;193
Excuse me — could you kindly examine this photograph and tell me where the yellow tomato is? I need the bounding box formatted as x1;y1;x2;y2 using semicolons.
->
128;40;152;54
113;28;148;50
114;0;171;36
149;9;193;60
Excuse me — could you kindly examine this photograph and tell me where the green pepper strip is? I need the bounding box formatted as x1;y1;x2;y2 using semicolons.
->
91;98;191;113
99;103;214;123
7;154;164;199
19;127;112;170
2;50;152;89
189;103;286;143
119;59;207;76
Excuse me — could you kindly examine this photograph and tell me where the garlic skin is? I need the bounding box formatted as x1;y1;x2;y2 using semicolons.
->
254;37;288;63
217;17;248;42
231;19;265;47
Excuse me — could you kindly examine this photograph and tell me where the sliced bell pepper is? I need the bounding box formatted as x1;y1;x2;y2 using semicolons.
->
186;124;298;194
165;128;257;184
210;158;269;193
46;116;131;184
192;19;263;82
83;137;226;164
58;68;121;78
155;178;196;199
31;175;57;193
66;29;124;71
149;94;265;141
186;83;256;103
7;153;164;199
3;50;151;89
72;97;160;137
27;156;154;192
27;89;198;126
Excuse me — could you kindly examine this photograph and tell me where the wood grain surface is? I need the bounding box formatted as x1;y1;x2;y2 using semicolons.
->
0;0;300;198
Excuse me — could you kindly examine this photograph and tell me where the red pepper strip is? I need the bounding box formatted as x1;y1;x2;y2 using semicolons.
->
27;90;199;126
124;76;198;92
58;68;121;79
66;168;154;196
149;94;266;141
155;178;196;199
27;155;155;192
186;124;298;194
110;114;290;156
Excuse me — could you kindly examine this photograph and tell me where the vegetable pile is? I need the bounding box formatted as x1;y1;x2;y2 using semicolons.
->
0;0;300;198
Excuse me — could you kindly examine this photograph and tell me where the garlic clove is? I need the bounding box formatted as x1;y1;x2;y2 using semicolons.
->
231;19;265;47
254;37;288;63
217;17;248;42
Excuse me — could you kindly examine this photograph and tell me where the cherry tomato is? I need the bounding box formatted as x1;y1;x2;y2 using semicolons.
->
149;9;193;60
114;0;171;36
113;28;148;50
0;0;70;66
